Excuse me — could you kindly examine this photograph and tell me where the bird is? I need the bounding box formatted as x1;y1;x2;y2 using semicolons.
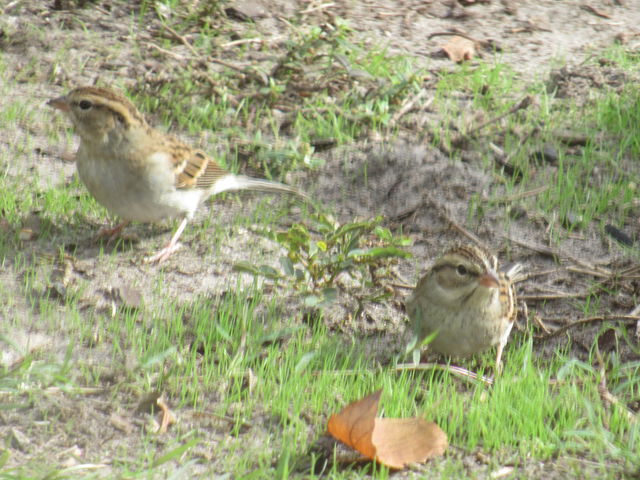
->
48;86;308;263
406;243;521;372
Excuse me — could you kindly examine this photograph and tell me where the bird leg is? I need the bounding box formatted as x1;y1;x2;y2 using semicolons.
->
144;217;188;264
93;220;130;244
494;343;505;376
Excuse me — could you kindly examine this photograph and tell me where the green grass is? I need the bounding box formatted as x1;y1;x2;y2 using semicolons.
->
431;51;639;234
2;299;638;477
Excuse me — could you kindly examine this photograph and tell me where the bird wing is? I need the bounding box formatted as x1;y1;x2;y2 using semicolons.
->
166;137;229;190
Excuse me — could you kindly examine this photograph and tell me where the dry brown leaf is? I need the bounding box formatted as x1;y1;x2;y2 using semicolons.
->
441;36;476;63
327;390;379;460
373;417;448;469
327;390;448;470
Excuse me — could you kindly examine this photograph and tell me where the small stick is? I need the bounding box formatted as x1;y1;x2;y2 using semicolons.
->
503;235;559;260
630;305;640;341
502;126;540;164
221;38;263;49
516;268;558;282
428;31;480;44
456;96;533;143
442;212;490;252
388;281;415;290
390;89;431;124
145;41;185;60
395;362;493;386
300;2;335;14
533;314;553;334
161;23;199;57
161;22;269;85
535;315;640;341
566;266;612;278
493;185;549;203
520;293;587;301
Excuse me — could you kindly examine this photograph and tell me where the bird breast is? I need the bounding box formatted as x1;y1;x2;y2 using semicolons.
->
75;144;204;223
409;279;507;356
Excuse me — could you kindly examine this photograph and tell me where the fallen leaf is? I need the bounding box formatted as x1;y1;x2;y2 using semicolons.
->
328;390;379;460
372;417;448;469
441;36;476;63
327;390;448;469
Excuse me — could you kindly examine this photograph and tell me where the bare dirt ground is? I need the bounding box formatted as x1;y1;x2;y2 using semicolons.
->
1;0;639;477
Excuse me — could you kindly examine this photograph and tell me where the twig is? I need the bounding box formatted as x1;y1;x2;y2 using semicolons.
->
533;314;553;334
445;214;491;252
502;126;540;164
395;362;493;386
564;254;611;277
145;41;185;60
598;384;636;423
493;185;549;203
390;89;431;124
535;315;640;341
489;127;540;177
428;31;480;44
580;5;612;19
503;235;559;260
209;57;267;85
630;304;640;341
514;268;558;282
507;235;612;275
520;293;587;301
161;22;199;57
565;266;612;278
387;199;428;223
221;38;263;49
452;96;533;146
300;2;335;14
595;344;636;424
160;22;269;85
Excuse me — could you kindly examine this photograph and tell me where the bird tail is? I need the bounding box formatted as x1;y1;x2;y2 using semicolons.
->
212;174;310;201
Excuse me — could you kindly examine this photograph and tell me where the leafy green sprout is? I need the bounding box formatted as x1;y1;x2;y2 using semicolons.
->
235;214;412;306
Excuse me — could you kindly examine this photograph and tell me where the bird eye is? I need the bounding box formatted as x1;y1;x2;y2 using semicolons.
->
78;100;92;110
456;264;468;275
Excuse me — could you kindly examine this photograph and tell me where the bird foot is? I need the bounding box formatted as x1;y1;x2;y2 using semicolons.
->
144;242;183;264
93;221;130;245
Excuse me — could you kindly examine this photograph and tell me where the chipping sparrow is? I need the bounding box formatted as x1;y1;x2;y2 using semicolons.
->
48;86;307;263
406;244;521;371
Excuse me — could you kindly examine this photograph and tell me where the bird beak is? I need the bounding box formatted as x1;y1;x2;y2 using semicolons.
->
47;95;70;112
479;269;500;288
